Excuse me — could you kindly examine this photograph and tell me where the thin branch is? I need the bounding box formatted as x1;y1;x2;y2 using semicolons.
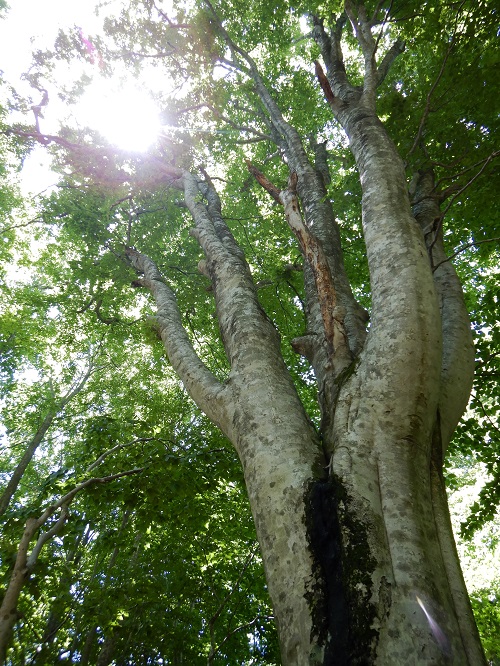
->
4;128;184;189
434;150;500;188
36;467;145;528
212;615;274;656
26;505;69;571
209;106;272;141
428;151;498;255
0;215;43;235
86;437;156;472
117;49;175;59
407;1;466;158
0;361;95;518
150;0;190;29
209;544;258;632
433;237;500;272
371;0;387;25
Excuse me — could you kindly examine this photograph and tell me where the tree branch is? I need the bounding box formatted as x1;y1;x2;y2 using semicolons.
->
344;1;378;100
429;152;499;253
376;39;405;87
432;237;500;272
124;247;229;429
0;467;144;659
86;437;157;472
208;543;259;659
26;505;69;571
407;5;466;159
314;60;337;111
247;162;351;371
0;361;95;518
312;15;360;105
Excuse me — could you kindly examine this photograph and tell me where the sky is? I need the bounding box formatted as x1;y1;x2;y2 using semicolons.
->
0;0;163;193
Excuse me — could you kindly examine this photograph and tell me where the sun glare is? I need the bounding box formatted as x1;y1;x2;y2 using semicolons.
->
76;81;162;152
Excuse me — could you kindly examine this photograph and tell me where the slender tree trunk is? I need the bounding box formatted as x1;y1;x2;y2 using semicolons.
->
80;625;98;666
96;634;117;666
0;412;55;517
0;367;92;518
0;519;35;664
0;475;137;663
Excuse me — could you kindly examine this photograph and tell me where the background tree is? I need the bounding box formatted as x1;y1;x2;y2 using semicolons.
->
1;0;499;663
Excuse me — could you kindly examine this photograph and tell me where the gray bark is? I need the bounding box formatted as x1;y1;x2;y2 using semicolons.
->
122;3;483;664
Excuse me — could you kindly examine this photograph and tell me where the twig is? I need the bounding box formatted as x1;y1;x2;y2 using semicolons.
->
434;150;500;187
407;39;455;158
429;153;498;254
86;437;156;472
433;237;500;272
407;0;467;158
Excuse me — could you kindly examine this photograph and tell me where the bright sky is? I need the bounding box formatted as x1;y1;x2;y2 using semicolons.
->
0;0;163;193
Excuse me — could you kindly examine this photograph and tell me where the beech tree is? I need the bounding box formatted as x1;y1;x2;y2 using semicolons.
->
1;0;499;663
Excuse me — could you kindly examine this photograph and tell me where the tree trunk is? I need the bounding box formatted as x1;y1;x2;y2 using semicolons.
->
80;625;98;666
119;4;485;664
0;519;35;664
96;634;117;666
0;366;92;518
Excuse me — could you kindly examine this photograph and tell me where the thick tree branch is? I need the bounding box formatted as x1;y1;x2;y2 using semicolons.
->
376;39;405;86
124;247;229;429
309;136;332;187
312;15;358;104
247;162;351;372
245;160;281;203
411;170;474;454
199;5;367;374
344;1;378;101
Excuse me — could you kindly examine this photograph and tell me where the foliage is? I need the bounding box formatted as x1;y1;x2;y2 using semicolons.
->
0;0;499;662
470;585;500;665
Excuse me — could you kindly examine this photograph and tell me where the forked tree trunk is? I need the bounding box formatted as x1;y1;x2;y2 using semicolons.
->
72;3;487;664
126;137;482;663
1;0;485;662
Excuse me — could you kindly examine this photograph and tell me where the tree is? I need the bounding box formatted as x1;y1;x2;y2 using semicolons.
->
1;0;499;663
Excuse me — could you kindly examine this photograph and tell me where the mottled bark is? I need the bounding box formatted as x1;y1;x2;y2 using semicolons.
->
120;3;482;664
411;169;475;454
206;0;368;381
127;175;328;661
310;7;482;664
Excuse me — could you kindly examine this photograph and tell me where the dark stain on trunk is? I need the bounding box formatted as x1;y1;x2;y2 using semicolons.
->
305;477;378;665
